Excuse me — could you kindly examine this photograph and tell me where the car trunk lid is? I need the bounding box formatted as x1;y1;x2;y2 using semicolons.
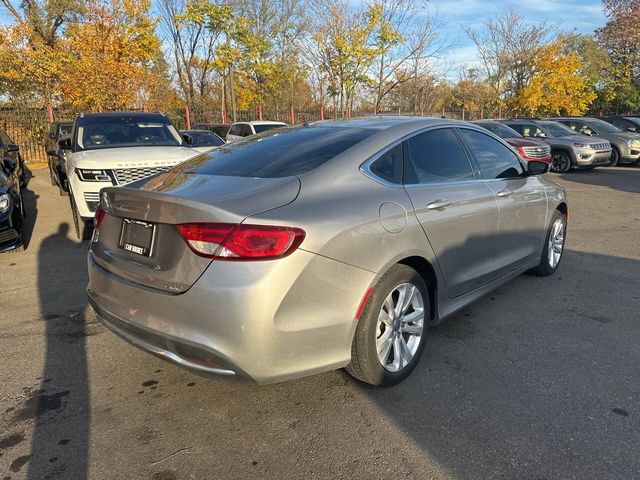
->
90;172;301;293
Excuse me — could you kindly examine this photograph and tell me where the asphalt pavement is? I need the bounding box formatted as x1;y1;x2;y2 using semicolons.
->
1;165;639;480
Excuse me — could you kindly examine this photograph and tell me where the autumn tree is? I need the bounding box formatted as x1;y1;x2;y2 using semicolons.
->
465;10;552;113
596;0;640;112
159;0;224;112
513;39;596;116
59;0;167;111
308;0;382;116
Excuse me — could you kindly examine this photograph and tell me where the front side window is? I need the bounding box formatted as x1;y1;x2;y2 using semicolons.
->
459;129;523;179
403;128;475;184
242;124;253;136
369;144;402;184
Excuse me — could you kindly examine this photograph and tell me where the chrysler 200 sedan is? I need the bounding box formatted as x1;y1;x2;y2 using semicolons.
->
87;117;568;387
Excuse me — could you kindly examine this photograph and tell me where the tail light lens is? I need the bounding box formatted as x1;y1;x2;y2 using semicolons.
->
177;223;305;260
94;206;106;229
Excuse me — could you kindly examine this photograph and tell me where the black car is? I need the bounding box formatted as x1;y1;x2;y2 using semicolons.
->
180;129;225;150
0;149;25;252
191;123;230;139
46;120;73;195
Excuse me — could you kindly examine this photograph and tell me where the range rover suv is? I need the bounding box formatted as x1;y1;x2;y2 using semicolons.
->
500;119;612;173
60;112;199;239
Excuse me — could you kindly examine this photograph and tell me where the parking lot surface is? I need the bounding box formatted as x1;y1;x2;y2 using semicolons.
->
1;166;639;480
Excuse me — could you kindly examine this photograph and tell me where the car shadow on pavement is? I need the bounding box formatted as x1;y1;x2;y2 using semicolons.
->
26;223;90;479
557;166;640;194
21;186;38;250
355;249;640;479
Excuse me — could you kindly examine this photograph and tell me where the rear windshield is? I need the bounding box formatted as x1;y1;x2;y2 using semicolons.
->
75;114;182;151
254;124;286;134
174;126;375;178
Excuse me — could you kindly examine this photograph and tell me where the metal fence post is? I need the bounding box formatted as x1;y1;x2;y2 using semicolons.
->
185;104;191;130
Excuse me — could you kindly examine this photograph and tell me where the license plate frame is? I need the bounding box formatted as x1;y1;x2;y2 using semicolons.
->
118;218;156;257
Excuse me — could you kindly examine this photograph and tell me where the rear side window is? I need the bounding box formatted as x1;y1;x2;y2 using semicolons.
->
370;145;402;184
403;128;474;184
228;124;243;136
175;126;375;178
459;129;523;179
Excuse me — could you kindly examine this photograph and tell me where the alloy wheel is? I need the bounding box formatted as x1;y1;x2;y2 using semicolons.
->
548;218;565;268
551;153;569;173
376;282;425;372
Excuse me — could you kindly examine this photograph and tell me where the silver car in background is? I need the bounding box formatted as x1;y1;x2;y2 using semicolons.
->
88;117;568;387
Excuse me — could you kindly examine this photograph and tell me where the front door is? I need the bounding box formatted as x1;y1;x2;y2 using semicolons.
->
458;128;548;274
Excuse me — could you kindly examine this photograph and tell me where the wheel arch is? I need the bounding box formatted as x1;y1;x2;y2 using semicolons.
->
397;256;438;323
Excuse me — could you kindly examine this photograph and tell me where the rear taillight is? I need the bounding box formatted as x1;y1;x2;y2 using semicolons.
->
177;223;305;260
94;206;106;229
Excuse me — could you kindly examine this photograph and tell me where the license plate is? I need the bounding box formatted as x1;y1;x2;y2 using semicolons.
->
119;219;155;257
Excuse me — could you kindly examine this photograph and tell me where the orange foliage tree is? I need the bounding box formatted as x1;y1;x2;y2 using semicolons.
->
58;0;170;111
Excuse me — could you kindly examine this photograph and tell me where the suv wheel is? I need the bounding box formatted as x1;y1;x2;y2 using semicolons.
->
346;264;429;387
608;147;620;167
69;195;93;240
550;151;571;173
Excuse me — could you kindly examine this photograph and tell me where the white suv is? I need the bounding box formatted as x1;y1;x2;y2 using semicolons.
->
61;112;199;239
225;120;287;143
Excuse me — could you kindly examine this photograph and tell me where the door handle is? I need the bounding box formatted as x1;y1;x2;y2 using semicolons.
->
497;189;513;198
426;199;452;210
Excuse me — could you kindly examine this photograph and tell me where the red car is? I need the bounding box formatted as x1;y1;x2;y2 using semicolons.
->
472;120;552;164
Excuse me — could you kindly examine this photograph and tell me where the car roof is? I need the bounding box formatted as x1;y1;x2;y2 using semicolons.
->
79;111;167;119
307;115;471;131
245;120;287;125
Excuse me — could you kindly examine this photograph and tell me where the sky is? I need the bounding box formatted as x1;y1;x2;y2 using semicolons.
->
428;0;608;76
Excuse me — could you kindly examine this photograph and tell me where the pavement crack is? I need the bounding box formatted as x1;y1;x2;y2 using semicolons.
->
150;447;193;466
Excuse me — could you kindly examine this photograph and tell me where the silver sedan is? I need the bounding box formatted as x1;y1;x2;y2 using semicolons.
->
87;117;567;386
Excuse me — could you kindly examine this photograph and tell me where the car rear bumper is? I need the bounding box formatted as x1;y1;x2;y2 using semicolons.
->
87;250;376;384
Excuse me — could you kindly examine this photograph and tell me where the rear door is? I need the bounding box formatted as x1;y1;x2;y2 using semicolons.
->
402;127;502;298
458;127;548;272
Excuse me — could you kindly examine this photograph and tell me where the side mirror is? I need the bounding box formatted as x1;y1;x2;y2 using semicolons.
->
536;132;547;138
182;134;193;146
58;138;72;150
582;128;593;136
627;127;637;132
526;160;550;176
5;144;19;153
2;157;17;175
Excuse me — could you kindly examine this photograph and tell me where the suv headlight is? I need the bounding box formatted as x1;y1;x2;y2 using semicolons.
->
75;169;111;182
573;143;592;149
0;193;11;214
627;139;637;149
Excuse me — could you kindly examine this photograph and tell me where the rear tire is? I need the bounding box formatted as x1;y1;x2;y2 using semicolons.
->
70;195;93;240
550;151;571;173
528;210;566;276
346;264;430;387
609;147;620;167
